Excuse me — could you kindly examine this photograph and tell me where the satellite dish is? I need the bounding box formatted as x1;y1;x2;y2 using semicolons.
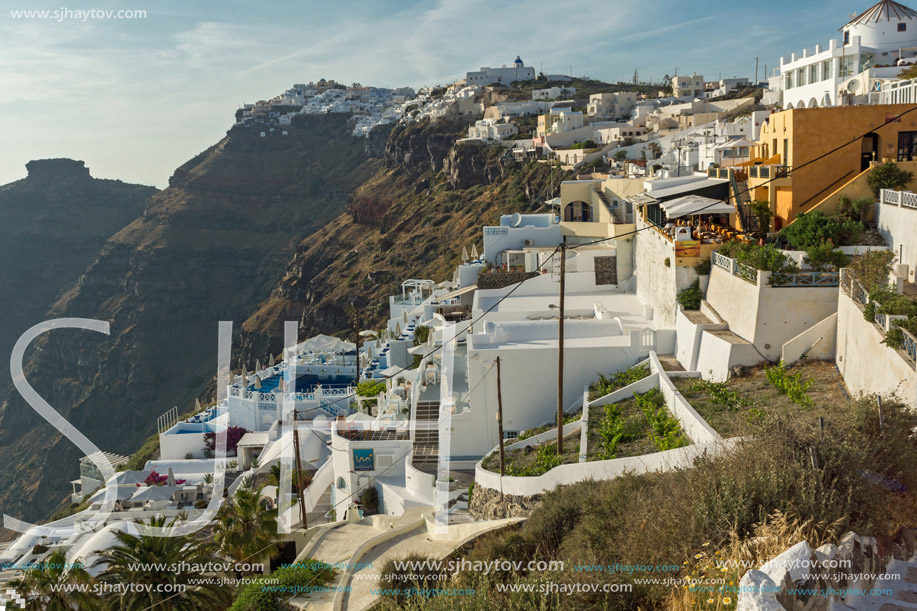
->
847;79;861;93
510;212;523;227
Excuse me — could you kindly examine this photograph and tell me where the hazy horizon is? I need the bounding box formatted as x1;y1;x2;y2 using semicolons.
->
0;0;873;187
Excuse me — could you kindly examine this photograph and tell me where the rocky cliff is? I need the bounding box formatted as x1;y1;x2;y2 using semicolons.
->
237;118;568;363
0;159;156;411
0;114;376;522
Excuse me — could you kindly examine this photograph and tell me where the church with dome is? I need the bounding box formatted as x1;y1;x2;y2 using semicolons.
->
772;0;917;109
466;56;537;86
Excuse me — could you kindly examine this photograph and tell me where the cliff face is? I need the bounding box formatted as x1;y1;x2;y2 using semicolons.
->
238;119;568;362
0;159;156;408
0;114;377;522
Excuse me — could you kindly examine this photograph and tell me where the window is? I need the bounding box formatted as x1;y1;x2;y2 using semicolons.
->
900;22;907;32
844;30;850;45
822;59;834;80
783;139;789;166
809;64;819;84
504;431;519;441
336;476;347;490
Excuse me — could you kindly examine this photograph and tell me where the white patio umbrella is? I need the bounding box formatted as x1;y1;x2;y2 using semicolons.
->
471;244;479;260
462;246;469;262
167;468;176;487
254;377;262;390
269;353;275;367
194;398;201;412
255;359;262;372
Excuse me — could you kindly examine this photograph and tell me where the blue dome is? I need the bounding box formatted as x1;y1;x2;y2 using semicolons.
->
514;56;524;65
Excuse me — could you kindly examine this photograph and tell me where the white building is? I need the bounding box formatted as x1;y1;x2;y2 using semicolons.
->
587;92;638;120
771;0;917;109
466;56;536;85
533;86;576;100
466;118;519;141
673;74;705;98
482;213;563;264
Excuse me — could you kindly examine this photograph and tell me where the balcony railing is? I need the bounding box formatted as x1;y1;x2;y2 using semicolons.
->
748;165;791;180
880;188;917;210
771;271;840;287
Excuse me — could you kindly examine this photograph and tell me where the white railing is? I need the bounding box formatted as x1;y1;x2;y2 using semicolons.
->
157;406;180;434
881;188;917;210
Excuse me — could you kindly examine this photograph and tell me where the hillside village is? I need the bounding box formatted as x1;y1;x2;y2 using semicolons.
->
9;1;917;610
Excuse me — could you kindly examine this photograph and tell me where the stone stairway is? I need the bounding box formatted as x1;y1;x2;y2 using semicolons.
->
412;400;439;469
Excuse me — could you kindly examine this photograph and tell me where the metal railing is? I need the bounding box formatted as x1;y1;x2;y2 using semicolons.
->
904;329;917;364
771;271;840;287
711;252;756;284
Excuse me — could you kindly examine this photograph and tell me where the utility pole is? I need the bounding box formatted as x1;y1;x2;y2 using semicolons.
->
292;411;308;530
354;307;361;391
755;57;759;84
556;244;566;455
496;357;505;477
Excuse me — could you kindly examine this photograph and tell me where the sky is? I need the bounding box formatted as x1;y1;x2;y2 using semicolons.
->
0;0;877;187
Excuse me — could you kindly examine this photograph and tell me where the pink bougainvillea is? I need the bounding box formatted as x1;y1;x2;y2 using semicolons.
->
204;426;248;455
143;470;186;486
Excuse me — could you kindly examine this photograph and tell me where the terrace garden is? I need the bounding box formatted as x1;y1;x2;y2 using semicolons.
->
673;359;865;438
585;388;687;461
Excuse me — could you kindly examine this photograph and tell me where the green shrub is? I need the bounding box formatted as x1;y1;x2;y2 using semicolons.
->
689;380;750;412
598;403;642;459
588;365;650;400
360;486;379;516
229;561;334;611
883;327;905;350
677;279;702;310
780;211;864;250
568;139;598;150
765;362;812;408
837;195;874;223
356;380;386;397
803;243;850;271
694;258;712;276
750;199;774;236
864;301;877;323
636;389;687;451
867;161;913;196
718;241;798;276
849;249;896;292
412;325;431;346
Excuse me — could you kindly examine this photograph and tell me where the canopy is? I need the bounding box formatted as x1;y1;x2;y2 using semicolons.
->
295;334;356;354
715;137;752;151
436;284;477;303
661;195;736;218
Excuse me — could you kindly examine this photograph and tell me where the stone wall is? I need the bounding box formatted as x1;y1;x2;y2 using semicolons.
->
468;484;542;520
477;271;539;290
593;255;618;285
738;529;917;611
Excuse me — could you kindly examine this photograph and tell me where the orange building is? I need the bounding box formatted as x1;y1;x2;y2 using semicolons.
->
746;103;917;228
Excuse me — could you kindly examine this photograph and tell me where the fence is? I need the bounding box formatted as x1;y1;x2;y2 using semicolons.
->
840;268;917;369
714;252;839;286
880;188;917;210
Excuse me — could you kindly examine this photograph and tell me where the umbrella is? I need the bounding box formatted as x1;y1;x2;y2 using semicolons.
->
254;377;262;390
462;246;469;262
395;323;402;337
194;398;201;412
255;359;262;372
167;468;176;487
403;310;409;324
269;353;275;367
471;244;479;260
296;334;356;354
240;365;248;387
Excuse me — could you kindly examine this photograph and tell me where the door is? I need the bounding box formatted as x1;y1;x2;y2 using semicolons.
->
862;133;878;171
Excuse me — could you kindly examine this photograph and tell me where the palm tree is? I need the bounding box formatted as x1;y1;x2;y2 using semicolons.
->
10;548;102;610
215;484;280;572
94;517;232;611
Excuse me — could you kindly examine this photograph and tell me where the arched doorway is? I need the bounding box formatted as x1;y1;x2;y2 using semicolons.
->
564;201;592;222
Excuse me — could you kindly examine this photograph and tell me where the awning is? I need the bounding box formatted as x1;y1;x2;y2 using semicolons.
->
436;284;477;303
627;193;660;206
648;178;728;200
662;195;736;218
295;334;356;354
715;137;752;151
760;153;782;165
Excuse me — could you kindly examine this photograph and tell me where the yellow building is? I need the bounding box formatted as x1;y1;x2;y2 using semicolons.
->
557;177;643;244
747;103;917;228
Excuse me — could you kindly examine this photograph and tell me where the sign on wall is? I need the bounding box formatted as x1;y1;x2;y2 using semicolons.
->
353;448;375;472
674;240;700;258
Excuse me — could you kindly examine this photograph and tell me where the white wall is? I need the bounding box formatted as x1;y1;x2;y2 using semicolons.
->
705;265;840;361
836;290;917;409
782;313;837;365
634;216;699;328
876;198;917;283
